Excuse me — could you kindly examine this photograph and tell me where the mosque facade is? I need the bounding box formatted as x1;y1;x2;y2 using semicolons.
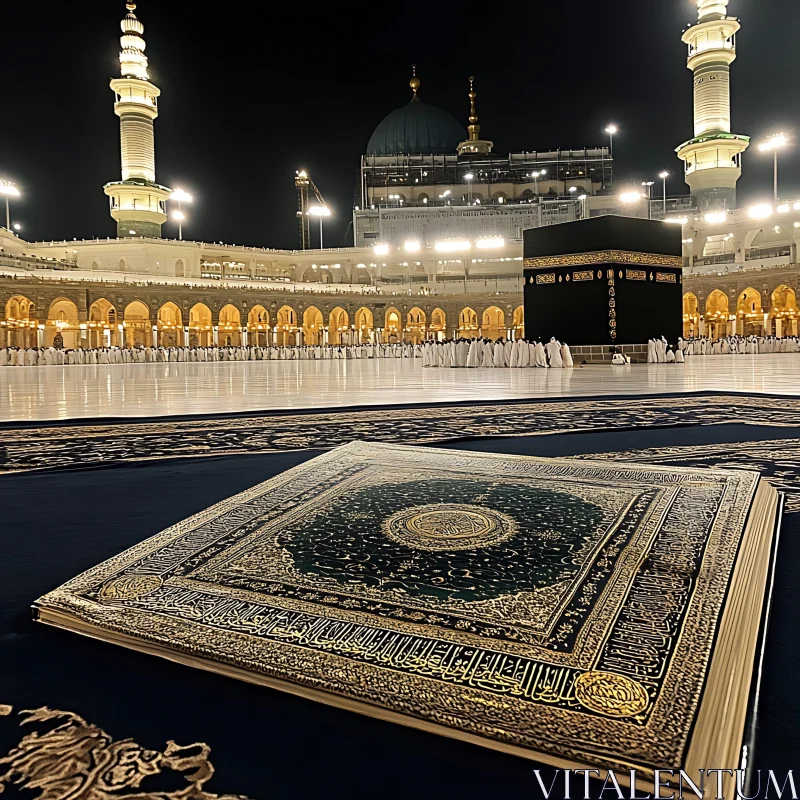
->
2;0;800;349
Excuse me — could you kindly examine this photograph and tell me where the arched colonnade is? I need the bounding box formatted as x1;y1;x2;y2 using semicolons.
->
1;296;527;349
683;286;799;339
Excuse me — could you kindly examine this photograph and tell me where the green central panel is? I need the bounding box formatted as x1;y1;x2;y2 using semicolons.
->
280;478;603;602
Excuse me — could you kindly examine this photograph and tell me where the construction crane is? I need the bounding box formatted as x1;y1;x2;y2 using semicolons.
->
295;170;328;250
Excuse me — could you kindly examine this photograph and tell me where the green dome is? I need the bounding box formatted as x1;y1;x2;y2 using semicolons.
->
366;97;466;157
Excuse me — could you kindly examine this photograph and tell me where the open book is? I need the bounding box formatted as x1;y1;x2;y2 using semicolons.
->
35;442;779;796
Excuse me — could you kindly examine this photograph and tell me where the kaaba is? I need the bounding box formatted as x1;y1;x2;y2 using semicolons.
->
523;215;683;349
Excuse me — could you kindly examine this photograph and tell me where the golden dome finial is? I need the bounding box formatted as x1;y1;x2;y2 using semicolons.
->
409;64;421;99
467;76;480;140
126;1;137;10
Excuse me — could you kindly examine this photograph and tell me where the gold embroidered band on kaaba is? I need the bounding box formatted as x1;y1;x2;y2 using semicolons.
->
524;250;683;270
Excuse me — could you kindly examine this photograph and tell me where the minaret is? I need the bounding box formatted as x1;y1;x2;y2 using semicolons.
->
676;0;749;212
103;2;171;238
457;77;493;155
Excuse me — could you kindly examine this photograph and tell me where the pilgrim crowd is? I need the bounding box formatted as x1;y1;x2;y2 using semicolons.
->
679;334;800;355
3;333;797;368
0;338;575;368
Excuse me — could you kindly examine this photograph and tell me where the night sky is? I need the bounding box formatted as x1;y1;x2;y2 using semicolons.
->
3;0;799;248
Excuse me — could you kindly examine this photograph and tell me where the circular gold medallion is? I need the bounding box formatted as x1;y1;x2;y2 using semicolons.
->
99;574;163;601
574;670;649;718
383;504;517;551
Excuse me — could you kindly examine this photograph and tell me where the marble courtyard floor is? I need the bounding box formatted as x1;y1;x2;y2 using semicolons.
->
4;356;800;796
0;353;799;422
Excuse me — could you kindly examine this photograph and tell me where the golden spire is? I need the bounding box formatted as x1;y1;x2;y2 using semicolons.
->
126;1;137;10
468;76;480;141
457;76;493;155
409;64;421;100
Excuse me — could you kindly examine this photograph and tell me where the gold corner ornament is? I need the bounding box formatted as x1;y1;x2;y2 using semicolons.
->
0;706;249;799
574;671;649;718
99;574;163;601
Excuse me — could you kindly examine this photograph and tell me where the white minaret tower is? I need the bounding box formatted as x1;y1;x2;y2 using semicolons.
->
103;2;170;238
676;0;750;212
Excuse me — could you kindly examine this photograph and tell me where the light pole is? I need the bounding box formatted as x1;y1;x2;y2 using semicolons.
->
759;133;788;202
568;185;578;213
0;182;20;231
172;209;185;240
642;181;655;219
605;124;618;158
464;172;474;205
658;171;669;217
308;206;331;248
531;169;547;197
170;188;193;239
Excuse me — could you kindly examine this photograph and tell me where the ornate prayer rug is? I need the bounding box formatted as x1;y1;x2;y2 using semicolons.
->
2;392;800;475
34;443;778;791
3;405;800;798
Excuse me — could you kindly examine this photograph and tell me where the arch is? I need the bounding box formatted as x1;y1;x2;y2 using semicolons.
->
276;304;297;347
513;305;524;338
188;302;212;347
704;290;730;339
4;294;37;348
737;287;762;315
218;303;242;347
405;307;426;344
88;298;118;347
175;258;185;277
682;292;699;339
302;306;324;346
354;307;374;343
247;304;270;347
383;307;402;343
122;300;150;347
481;306;505;340
328;306;350;345
430;307;446;339
770;284;799;336
157;302;183;348
157;301;182;327
47;298;80;349
736;287;763;336
459;306;479;338
118;258;126;271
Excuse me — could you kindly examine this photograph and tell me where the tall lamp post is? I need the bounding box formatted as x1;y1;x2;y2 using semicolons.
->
0;182;20;231
642;181;655;219
172;210;185;240
759;133;788;202
308;206;331;248
605;124;618;158
531;169;547;197
658;171;669;217
170;188;193;239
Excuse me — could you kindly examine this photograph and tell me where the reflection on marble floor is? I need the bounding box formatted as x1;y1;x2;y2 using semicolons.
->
1;353;799;422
